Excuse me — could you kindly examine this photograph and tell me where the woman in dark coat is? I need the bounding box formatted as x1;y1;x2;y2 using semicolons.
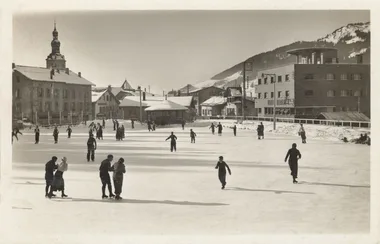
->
284;143;302;184
48;157;68;198
112;158;126;200
53;126;59;144
35;126;40;144
66;126;72;138
217;123;223;135
210;123;215;135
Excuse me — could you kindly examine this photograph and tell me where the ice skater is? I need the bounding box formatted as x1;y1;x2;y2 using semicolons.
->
217;122;223;136
102;118;106;128
257;122;264;140
284;143;302;184
66;125;72;138
181;120;186;130
232;125;237;136
87;134;97;162
97;125;103;140
12;127;23;143
112;157;126;200
121;125;125;140
131;119;135;129
190;129;197;143
165;132;178;152
53;126;59;144
299;124;307;144
210;123;215;135
99;155;115;199
152;121;156;131
48;157;68;198
35;125;40;144
45;156;58;197
215;156;231;189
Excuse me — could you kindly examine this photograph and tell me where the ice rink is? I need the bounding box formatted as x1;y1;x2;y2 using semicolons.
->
10;122;370;239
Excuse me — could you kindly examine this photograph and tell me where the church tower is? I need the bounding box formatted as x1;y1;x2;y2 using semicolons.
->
46;21;67;70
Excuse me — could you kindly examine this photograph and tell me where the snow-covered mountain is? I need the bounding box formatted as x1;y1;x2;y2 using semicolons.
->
180;22;370;94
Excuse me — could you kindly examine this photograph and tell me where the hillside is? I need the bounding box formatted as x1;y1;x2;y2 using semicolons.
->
182;22;370;93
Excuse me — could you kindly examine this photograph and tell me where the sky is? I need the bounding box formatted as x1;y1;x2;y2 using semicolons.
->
13;10;369;94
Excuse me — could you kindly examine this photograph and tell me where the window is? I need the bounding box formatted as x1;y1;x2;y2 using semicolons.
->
304;90;314;96
271;92;274;98
54;89;60;98
38;88;44;98
340;90;348;97
277;75;282;82
278;91;282;98
15;89;20;98
285;91;290;97
264;77;268;84
270;77;275;83
55;102;59;112
258;108;262;114
352;73;362;80
71;102;76;111
327;90;336;97
39;101;43;112
258;79;262;85
354;90;362;97
326;73;335;80
264;92;268;99
63;89;68;99
340;73;348;80
46;88;51;98
45;102;52;111
285;74;290;81
258;93;261;99
64;102;68;111
304;74;314;80
72;90;76;99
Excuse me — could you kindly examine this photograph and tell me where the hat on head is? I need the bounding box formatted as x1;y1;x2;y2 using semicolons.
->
119;158;125;163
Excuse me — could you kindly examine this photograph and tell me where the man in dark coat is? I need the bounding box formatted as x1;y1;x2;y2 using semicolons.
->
190;129;197;143
35;126;40;144
215;156;231;189
121;125;125;140
102;118;106;128
131;119;135;129
217;122;223;135
210;123;215;135
112;158;126;200
257;122;264;140
99;155;115;199
87;134;97;162
66;126;72;138
152;121;156;131
113;119;116;131
53;126;59;144
232;125;237;136
45;156;58;197
181;120;185;130
285;143;302;184
147;121;152;132
98;125;103;140
165;132;178;152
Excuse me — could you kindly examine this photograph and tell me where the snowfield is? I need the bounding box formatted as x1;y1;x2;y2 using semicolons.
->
8;121;369;243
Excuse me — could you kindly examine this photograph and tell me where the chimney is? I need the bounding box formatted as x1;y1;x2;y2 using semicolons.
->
143;92;146;101
78;72;82;78
12;63;15;69
107;85;112;92
65;68;69;75
357;54;363;64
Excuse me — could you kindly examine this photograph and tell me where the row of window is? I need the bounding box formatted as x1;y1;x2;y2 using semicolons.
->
257;91;290;99
37;101;90;112
305;89;362;97
14;88;90;100
304;73;362;81
257;106;359;114
258;74;291;85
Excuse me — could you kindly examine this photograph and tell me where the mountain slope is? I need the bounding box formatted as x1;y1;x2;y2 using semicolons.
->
183;22;370;92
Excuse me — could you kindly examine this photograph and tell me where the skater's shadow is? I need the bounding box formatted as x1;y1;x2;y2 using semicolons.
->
14;181;45;186
298;181;370;188
57;198;229;206
226;187;315;195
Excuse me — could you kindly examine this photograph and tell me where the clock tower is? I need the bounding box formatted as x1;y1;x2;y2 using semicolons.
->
46;21;67;70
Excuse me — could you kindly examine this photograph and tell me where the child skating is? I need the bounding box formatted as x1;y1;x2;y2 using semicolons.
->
215;156;231;189
284;143;302;184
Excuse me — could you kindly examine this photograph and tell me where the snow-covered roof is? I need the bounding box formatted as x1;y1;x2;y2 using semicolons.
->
145;100;188;111
201;96;227;107
119;96;193;108
317;112;370;122
14;65;95;86
92;90;107;103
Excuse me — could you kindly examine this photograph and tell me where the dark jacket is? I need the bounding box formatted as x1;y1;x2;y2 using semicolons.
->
285;148;301;163
166;134;177;143
87;137;97;149
99;159;113;175
215;161;231;175
45;160;58;179
112;161;126;179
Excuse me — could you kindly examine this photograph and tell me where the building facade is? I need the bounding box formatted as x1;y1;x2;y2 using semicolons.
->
180;86;225;115
92;86;121;119
255;47;370;119
12;23;94;124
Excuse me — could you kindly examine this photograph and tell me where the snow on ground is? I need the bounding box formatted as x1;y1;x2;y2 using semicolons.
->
349;48;368;58
9;121;369;243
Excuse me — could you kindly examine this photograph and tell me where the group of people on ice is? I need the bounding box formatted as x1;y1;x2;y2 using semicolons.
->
45;156;68;198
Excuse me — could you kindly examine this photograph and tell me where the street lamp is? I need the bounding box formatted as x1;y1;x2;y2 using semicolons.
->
138;86;142;123
262;73;277;130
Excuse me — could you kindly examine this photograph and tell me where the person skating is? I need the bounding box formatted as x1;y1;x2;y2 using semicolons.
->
147;121;152;132
12;127;23;143
165;132;178;152
35;126;40;144
152;121;156;131
217;122;223;136
66;125;72;138
53;126;59;144
131;119;135;129
210;123;215;135
257;122;264;140
232;125;237;136
102;118;106;128
190;129;197;143
299;124;307;144
98;125;104;140
113;119;116;131
284;143;302;184
45;156;58;197
215;156;231;189
181;120;185;130
116;120;119;130
112;157;126;200
87;134;97;162
99;155;115;199
121;125;125;140
48;157;68;198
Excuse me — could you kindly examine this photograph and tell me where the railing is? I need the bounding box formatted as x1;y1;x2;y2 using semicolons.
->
196;115;371;128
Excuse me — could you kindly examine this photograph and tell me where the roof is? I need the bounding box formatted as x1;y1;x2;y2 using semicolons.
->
227;87;242;97
145;100;188;111
14;65;95;86
287;47;338;55
92;90;107;103
201;96;227;107
317;112;370;122
121;80;133;90
119;96;193;108
189;86;224;94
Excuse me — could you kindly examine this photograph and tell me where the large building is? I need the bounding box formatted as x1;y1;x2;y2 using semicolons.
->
12;23;94;124
255;47;370;119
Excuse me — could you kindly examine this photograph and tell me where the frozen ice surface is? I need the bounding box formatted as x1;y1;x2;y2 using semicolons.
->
10;121;369;241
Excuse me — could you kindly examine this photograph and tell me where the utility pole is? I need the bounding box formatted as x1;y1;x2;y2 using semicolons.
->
242;61;246;121
139;86;143;123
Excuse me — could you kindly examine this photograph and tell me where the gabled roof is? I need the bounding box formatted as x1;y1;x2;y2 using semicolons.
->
92;89;120;104
121;79;134;90
317;112;370;121
201;96;227;107
145;100;188;111
14;65;95;86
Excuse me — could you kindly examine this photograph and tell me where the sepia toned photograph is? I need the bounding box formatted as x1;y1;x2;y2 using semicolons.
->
10;10;370;240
